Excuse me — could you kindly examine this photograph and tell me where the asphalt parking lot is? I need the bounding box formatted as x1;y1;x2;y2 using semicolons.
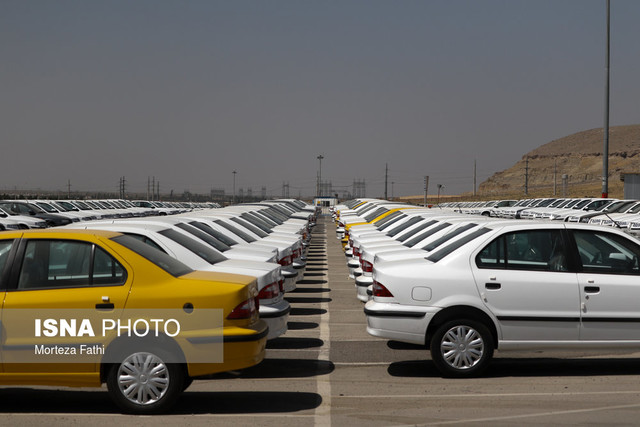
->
2;215;640;426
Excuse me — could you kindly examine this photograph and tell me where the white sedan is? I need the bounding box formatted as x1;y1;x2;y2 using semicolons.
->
71;221;290;340
365;221;640;377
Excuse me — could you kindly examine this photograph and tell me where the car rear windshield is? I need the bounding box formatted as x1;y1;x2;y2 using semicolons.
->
214;219;257;243
377;213;407;231
403;222;452;247
175;223;231;252
231;217;269;238
158;228;227;265
426;227;491;263
374;211;403;227
364;208;388;223
398;220;437;242
111;234;194;277
240;213;274;233
423;223;478;252
189;221;238;246
386;216;423;237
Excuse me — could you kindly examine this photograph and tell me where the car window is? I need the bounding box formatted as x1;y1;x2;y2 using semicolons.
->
572;230;640;275
476;230;568;272
0;239;15;285
17;239;127;289
92;246;127;285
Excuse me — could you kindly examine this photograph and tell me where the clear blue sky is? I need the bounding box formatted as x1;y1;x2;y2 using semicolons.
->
1;0;639;198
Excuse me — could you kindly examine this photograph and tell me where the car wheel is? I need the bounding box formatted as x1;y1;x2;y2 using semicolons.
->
430;319;493;378
106;350;184;414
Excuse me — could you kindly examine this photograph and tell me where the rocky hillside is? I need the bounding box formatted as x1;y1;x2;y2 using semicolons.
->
478;125;640;198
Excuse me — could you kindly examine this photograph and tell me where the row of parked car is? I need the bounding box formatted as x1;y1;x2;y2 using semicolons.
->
443;197;640;236
334;198;640;378
0;199;317;413
0;199;221;230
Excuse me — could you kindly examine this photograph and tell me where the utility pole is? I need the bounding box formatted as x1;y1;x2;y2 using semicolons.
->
147;177;150;200
152;176;156;201
602;0;610;198
473;159;477;197
384;163;388;200
232;170;237;204
67;180;71;199
554;158;557;196
424;176;429;207
317;155;324;198
524;157;529;196
119;176;126;199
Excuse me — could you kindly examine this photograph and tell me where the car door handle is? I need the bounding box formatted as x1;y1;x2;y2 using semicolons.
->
95;303;115;311
485;283;501;290
584;286;600;293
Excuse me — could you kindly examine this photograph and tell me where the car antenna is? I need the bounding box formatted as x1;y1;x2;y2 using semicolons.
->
602;212;623;229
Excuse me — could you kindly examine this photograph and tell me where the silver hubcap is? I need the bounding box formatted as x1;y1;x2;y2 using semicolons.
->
440;325;484;370
117;352;170;405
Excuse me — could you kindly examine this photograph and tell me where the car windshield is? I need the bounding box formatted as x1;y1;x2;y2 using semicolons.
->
36;202;58;213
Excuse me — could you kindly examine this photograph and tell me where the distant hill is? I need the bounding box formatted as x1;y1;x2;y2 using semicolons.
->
477;124;640;199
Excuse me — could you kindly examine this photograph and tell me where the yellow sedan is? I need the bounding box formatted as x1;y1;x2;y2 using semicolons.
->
0;229;268;414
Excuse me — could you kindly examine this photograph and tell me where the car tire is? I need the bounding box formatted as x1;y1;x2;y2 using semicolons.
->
182;377;194;391
430;319;493;378
106;349;184;414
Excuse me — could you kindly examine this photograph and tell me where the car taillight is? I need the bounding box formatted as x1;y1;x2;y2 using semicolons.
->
373;280;394;298
362;260;373;273
278;255;293;266
258;282;280;300
227;297;259;320
353;246;360;257
278;279;285;292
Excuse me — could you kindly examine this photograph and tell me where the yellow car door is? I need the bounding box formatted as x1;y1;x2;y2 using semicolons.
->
1;234;132;385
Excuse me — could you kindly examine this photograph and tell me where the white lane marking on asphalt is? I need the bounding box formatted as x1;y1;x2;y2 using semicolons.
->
415;402;640;426
314;222;331;427
334;390;640;398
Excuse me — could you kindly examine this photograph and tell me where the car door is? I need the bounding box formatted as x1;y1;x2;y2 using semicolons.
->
1;237;131;372
0;237;18;371
570;229;640;340
471;229;581;342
